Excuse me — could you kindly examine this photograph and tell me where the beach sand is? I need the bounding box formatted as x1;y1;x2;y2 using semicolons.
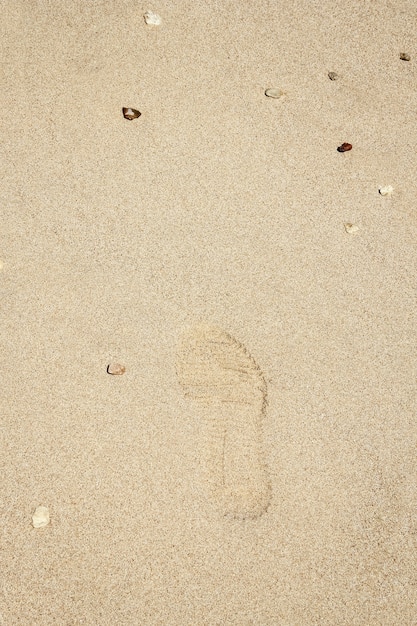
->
1;1;417;623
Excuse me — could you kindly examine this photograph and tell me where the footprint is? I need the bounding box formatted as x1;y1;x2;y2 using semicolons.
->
176;324;271;519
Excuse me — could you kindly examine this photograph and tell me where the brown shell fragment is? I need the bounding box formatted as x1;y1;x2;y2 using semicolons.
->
328;71;339;81
107;363;126;375
122;107;141;120
400;52;411;61
337;142;352;152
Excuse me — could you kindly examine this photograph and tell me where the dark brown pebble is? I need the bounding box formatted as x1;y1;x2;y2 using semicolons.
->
122;107;141;120
328;71;339;81
400;52;411;61
337;142;352;153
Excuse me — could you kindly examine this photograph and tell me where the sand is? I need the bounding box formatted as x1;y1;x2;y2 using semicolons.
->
1;1;417;624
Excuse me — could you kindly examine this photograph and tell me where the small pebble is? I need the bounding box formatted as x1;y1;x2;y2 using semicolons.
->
144;11;162;25
264;88;285;99
32;506;50;528
122;107;141;120
400;52;411;61
344;223;359;234
378;185;394;196
328;71;339;81
107;363;126;375
337;142;352;153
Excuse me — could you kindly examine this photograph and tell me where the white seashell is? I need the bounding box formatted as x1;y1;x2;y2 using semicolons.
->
144;11;162;26
32;506;50;528
344;223;359;234
265;88;286;99
378;185;394;196
107;363;126;375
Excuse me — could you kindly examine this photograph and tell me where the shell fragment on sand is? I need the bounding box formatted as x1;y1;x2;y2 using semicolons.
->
265;88;285;99
144;11;162;25
400;52;411;61
378;185;394;196
32;506;50;528
122;107;141;120
344;223;359;234
337;142;352;152
107;363;126;375
328;71;339;80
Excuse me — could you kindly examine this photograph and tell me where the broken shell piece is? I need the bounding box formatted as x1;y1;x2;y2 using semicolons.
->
265;88;286;99
32;506;50;528
107;363;126;375
344;223;359;234
328;71;339;81
337;142;352;152
400;52;410;61
122;107;141;120
378;185;394;196
144;11;162;25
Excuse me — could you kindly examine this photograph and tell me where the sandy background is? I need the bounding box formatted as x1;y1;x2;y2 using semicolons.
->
1;1;417;624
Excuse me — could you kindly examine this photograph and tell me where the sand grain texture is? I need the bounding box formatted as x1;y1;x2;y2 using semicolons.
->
1;0;417;623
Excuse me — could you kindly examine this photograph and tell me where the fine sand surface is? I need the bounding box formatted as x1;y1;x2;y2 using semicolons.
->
1;1;417;624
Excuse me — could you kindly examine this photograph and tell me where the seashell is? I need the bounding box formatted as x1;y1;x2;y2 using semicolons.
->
378;185;394;196
122;107;141;120
400;52;410;61
264;88;286;99
107;363;126;375
328;71;339;81
32;506;50;528
337;142;352;152
344;223;359;234
144;11;162;25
